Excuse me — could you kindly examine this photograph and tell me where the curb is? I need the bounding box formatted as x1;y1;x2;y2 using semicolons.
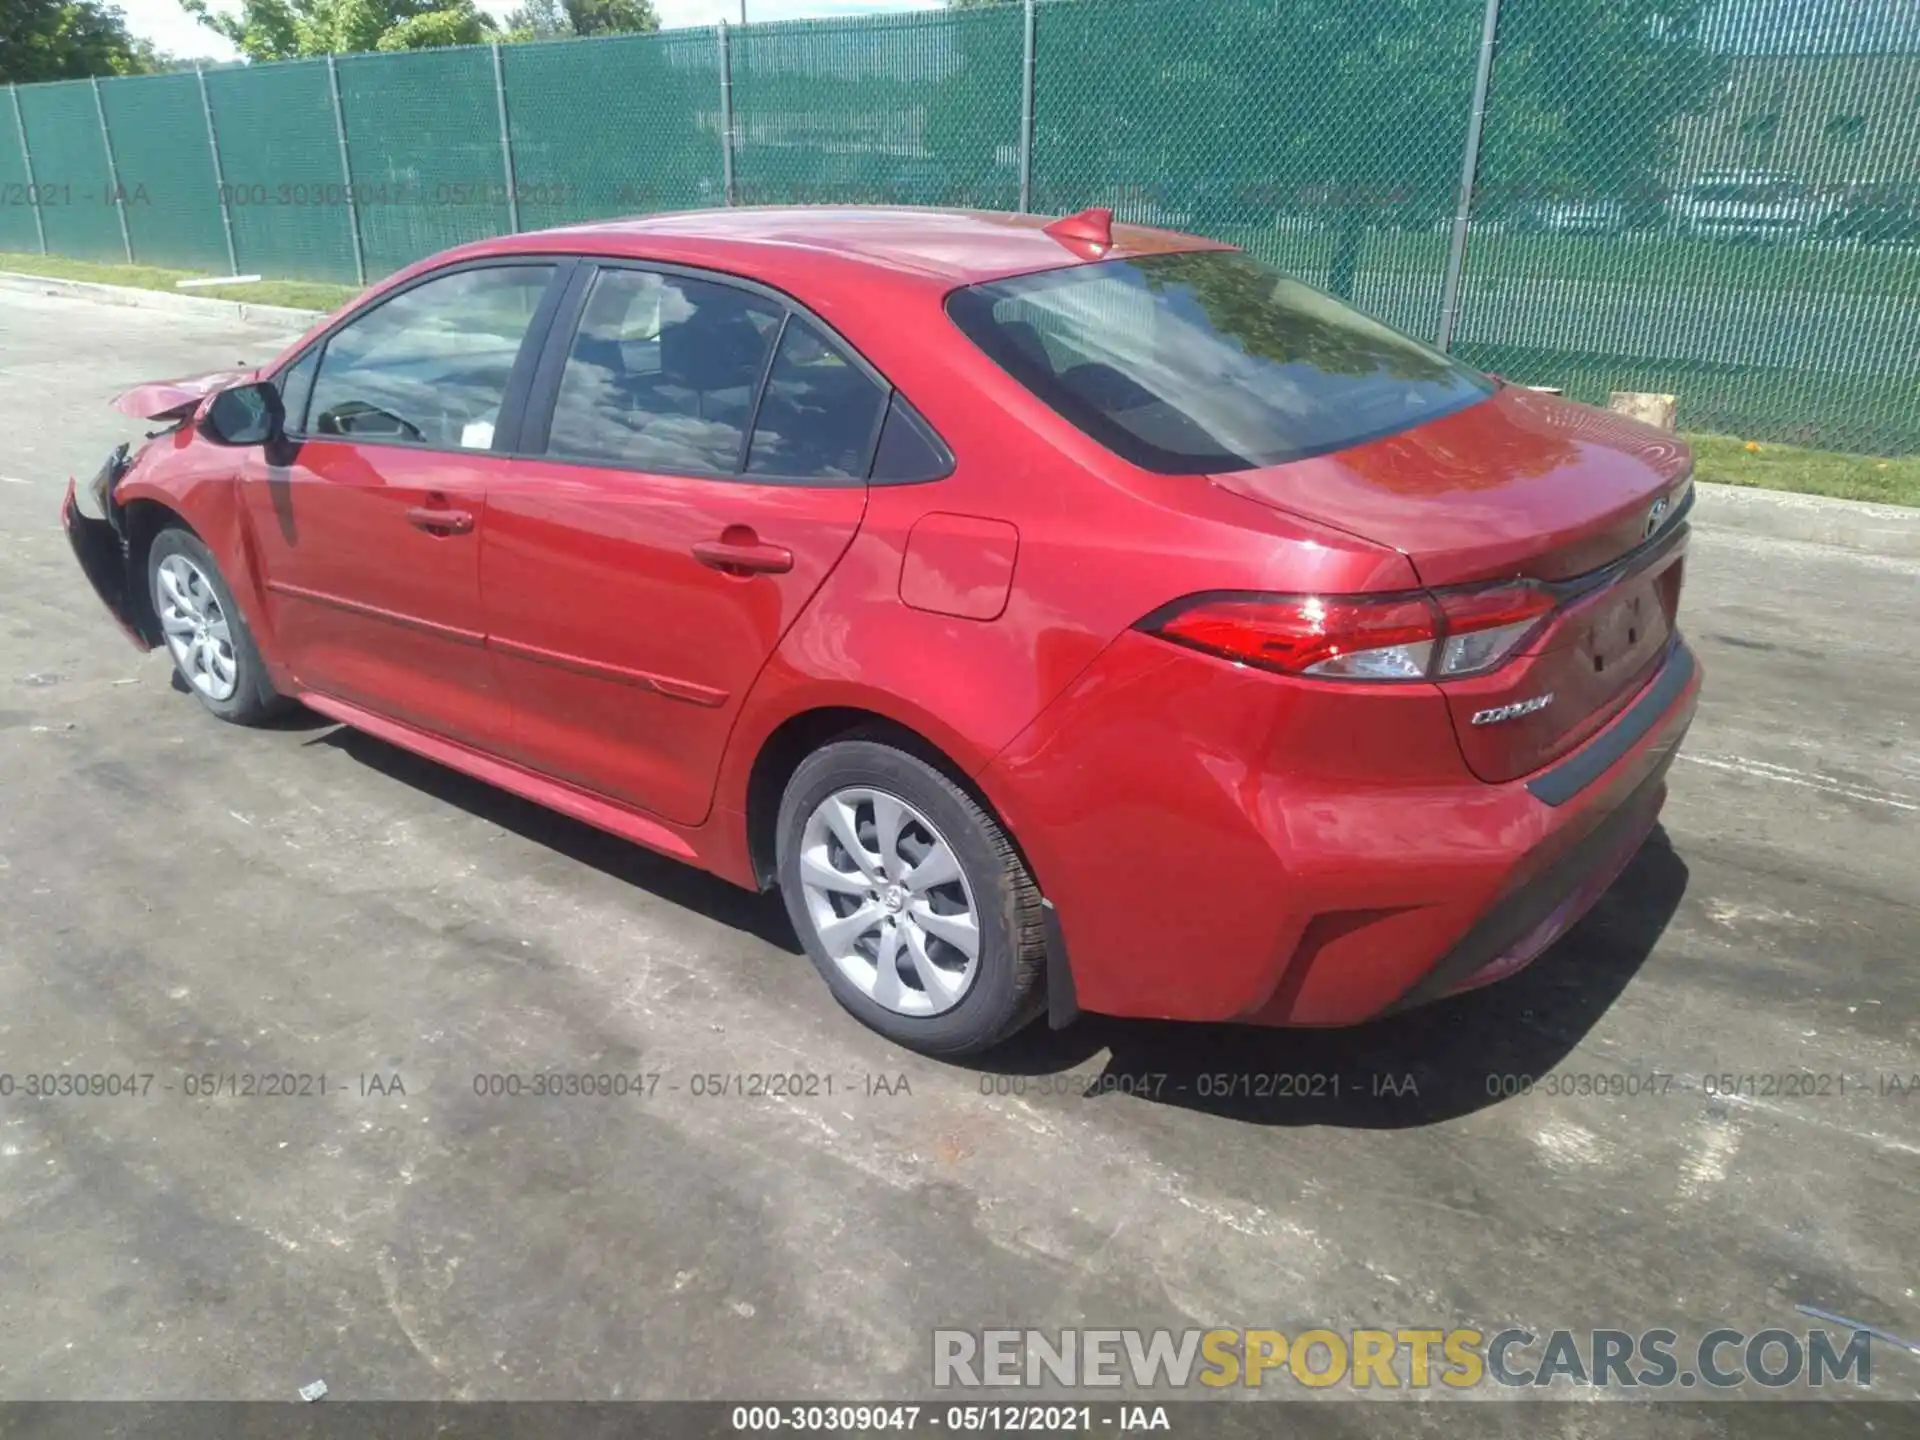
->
3;268;1915;560
1693;482;1920;561
0;270;327;328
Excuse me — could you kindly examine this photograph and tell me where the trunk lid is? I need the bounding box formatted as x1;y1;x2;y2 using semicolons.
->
1209;385;1694;783
112;368;258;423
1207;384;1692;587
1437;528;1688;782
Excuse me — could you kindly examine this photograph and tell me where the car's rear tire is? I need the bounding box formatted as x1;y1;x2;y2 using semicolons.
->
148;526;290;726
776;738;1046;1057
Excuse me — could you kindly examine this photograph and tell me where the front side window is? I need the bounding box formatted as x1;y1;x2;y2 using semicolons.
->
307;264;556;450
745;319;887;480
276;349;319;434
546;269;783;474
946;250;1493;474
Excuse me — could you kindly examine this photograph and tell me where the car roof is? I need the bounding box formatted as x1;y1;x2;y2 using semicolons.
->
445;206;1228;289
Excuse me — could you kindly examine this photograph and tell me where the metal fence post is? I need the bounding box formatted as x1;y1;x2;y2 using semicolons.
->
490;43;521;233
91;76;134;262
1018;0;1036;213
1435;0;1501;352
195;64;240;276
325;53;367;287
716;22;738;206
7;85;48;255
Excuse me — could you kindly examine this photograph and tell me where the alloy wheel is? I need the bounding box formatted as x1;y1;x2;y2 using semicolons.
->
796;787;981;1016
155;553;239;702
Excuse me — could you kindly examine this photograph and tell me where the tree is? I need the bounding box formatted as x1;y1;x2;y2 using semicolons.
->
178;0;501;61
501;0;660;41
565;0;659;36
503;0;570;39
1;0;159;82
371;4;496;51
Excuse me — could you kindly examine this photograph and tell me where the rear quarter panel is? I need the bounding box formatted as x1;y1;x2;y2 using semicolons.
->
713;284;1417;853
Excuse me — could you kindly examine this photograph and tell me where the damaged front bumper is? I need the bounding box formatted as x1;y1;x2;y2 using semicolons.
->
61;444;154;652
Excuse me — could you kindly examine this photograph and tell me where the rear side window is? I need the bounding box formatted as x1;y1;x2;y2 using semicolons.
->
745;319;887;480
946;251;1492;474
869;396;952;483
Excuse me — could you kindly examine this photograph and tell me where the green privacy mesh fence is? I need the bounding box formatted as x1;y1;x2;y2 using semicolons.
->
1032;0;1489;342
0;92;39;254
731;7;1023;210
336;46;514;276
13;80;125;263
504;29;725;228
3;0;1917;453
203;60;362;283
97;73;228;271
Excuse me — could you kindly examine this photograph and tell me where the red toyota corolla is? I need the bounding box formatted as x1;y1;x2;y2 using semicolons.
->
61;206;1699;1056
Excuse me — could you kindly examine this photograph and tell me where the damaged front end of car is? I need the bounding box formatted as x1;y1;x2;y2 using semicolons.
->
62;369;253;651
61;443;155;651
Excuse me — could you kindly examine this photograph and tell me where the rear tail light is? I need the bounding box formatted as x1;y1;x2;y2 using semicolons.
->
1430;581;1556;677
1141;581;1556;683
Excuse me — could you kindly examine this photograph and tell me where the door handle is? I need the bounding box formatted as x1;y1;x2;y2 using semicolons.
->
406;506;475;535
693;533;794;576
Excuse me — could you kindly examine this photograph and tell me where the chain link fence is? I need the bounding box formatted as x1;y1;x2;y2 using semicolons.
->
2;0;1916;453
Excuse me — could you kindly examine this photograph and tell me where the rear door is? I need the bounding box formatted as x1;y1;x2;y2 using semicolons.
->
481;263;881;825
243;261;564;747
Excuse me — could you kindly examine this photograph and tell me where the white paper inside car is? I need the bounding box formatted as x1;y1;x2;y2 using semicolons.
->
461;419;495;449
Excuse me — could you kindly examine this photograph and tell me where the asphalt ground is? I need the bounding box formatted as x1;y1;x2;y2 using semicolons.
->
0;290;1915;1435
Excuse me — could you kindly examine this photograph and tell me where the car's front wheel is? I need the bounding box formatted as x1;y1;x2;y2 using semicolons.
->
776;739;1047;1056
148;526;289;725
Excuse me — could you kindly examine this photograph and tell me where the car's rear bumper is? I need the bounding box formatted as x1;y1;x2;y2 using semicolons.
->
1384;745;1672;1011
985;632;1701;1027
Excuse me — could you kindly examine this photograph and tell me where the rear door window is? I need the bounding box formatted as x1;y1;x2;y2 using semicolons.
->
946;250;1493;473
868;396;953;483
745;319;887;481
544;268;784;474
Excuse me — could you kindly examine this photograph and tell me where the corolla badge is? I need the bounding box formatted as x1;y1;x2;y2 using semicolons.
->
1471;693;1555;726
1645;496;1671;539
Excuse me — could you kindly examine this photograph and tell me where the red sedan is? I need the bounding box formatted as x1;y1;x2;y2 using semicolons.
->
61;206;1700;1056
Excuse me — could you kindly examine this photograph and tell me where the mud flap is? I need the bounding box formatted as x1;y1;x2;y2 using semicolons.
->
1043;897;1081;1029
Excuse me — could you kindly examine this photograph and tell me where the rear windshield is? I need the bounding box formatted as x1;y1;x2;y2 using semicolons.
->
946;251;1493;474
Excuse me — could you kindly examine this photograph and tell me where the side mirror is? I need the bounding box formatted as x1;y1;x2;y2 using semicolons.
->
200;381;284;447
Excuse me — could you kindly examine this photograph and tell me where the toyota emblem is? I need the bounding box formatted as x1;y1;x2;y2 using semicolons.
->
1645;496;1670;539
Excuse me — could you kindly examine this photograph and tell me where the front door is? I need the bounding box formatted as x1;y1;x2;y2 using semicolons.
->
482;265;883;825
243;261;562;747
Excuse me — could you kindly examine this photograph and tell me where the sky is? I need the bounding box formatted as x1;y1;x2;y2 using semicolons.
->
114;0;945;63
